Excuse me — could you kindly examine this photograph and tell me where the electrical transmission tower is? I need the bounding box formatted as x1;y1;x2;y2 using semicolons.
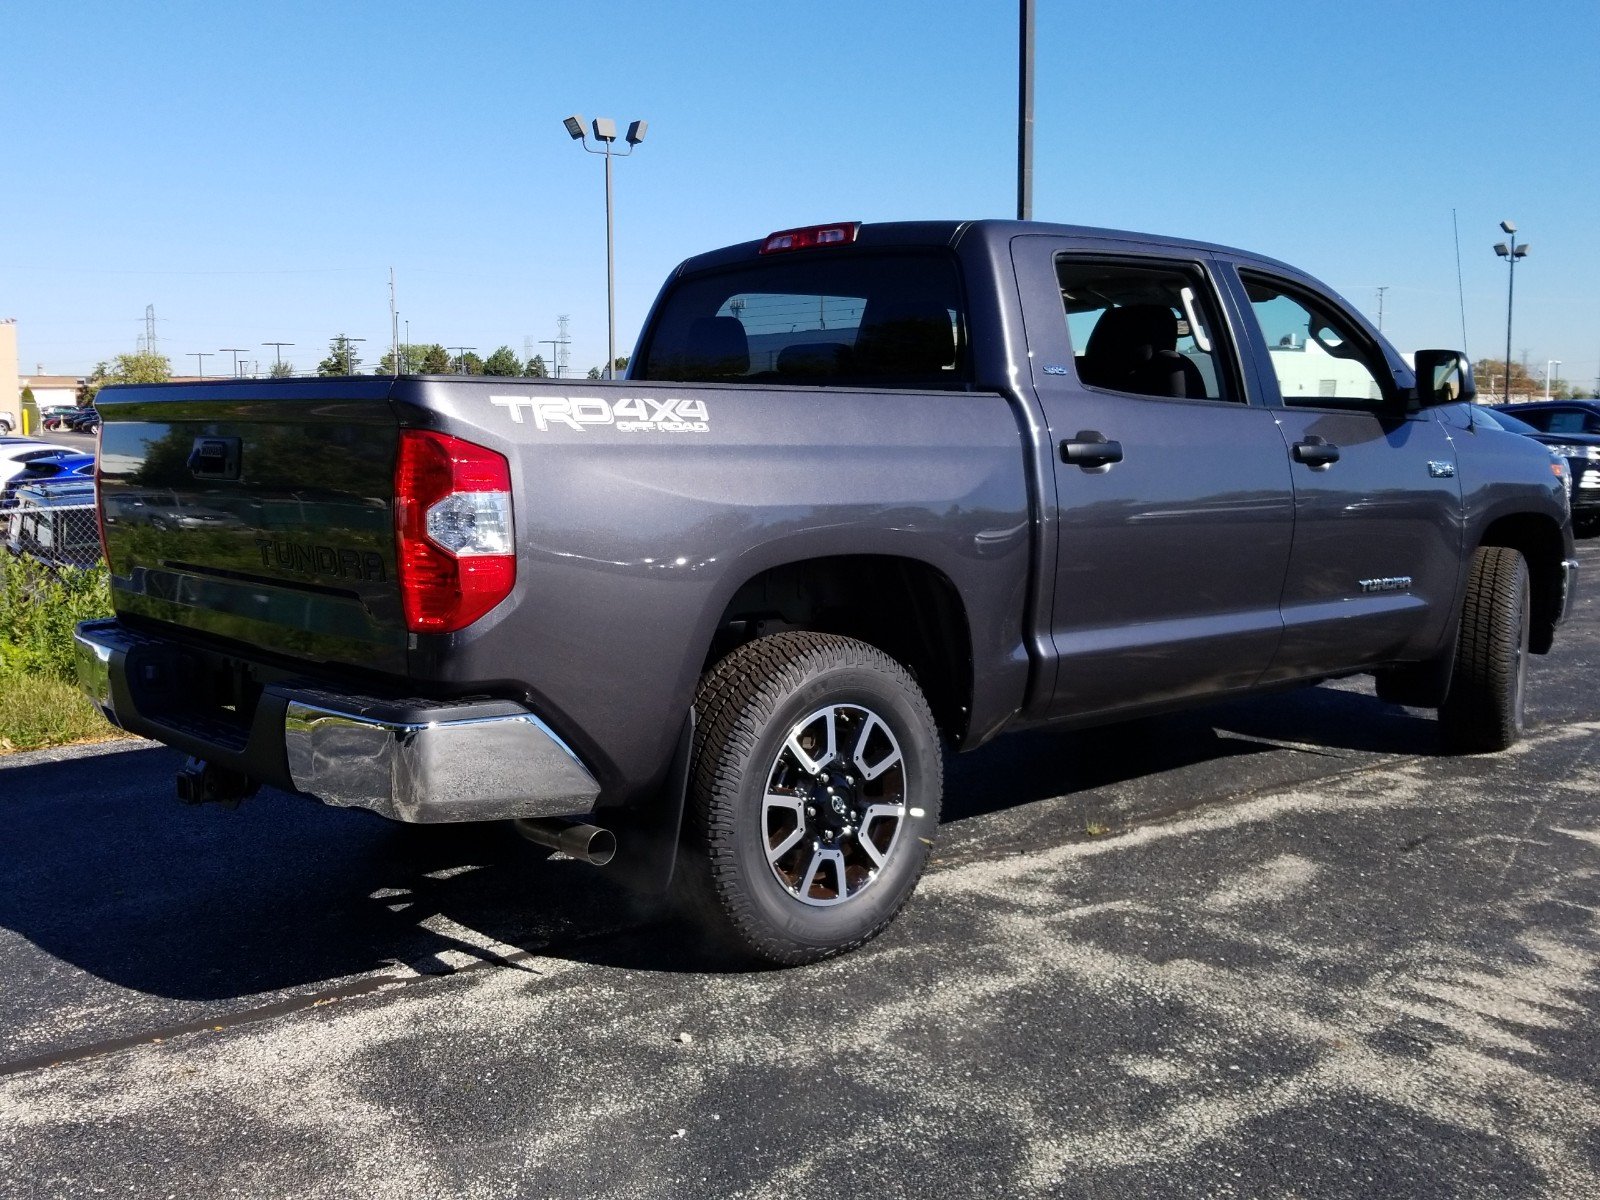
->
139;304;158;354
557;314;571;378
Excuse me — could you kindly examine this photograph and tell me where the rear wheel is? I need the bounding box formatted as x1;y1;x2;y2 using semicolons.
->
681;632;942;965
1438;546;1531;753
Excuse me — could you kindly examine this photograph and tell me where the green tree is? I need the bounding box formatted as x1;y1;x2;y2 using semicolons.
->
458;351;485;376
417;344;451;373
318;335;363;377
483;346;522;377
269;360;294;378
80;351;173;403
586;366;602;380
522;354;548;378
377;345;441;374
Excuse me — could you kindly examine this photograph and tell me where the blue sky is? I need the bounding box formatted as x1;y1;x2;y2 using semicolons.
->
3;0;1596;388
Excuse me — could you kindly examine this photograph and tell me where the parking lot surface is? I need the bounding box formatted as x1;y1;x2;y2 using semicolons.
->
1;544;1596;1197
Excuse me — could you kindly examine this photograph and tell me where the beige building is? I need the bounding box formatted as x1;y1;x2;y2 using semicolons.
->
0;319;17;431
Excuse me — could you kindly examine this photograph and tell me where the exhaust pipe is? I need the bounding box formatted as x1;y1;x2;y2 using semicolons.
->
514;817;617;866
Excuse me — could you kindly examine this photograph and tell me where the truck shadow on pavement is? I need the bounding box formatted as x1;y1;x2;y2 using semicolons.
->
0;683;1444;1004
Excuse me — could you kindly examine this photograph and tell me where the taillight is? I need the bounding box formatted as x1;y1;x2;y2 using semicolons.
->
93;421;114;573
759;222;861;254
394;430;515;633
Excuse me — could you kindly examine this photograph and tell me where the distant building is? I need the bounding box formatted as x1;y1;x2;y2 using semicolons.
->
0;320;17;428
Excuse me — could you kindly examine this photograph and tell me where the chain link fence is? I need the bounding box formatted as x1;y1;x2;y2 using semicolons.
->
4;496;103;569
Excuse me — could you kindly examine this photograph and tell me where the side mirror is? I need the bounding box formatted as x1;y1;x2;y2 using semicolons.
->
1413;349;1477;408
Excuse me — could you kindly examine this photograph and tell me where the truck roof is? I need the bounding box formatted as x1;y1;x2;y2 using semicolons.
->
670;219;1302;279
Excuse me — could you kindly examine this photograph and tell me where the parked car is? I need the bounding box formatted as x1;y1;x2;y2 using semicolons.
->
77;218;1577;965
64;408;101;433
1490;402;1600;535
0;452;95;510
0;412;14;435
38;406;80;431
1;439;76;493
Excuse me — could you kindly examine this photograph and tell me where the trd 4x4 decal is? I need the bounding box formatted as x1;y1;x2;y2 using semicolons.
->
490;395;710;433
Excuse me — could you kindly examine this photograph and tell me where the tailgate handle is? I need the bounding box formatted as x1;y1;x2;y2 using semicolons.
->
187;437;242;480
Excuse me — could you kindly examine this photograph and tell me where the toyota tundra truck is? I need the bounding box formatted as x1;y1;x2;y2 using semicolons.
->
75;219;1579;964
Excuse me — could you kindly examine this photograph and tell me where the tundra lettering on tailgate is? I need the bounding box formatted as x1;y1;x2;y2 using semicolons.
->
490;394;710;433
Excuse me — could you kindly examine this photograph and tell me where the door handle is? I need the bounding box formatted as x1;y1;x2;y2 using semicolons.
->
1292;437;1340;468
1060;433;1124;470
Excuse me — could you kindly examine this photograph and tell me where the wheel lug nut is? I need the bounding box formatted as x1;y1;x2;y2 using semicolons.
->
806;806;815;816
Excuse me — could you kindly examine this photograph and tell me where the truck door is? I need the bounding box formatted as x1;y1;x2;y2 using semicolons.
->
1219;266;1464;679
1011;238;1295;719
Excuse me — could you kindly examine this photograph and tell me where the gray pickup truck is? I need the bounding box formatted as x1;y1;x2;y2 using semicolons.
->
76;219;1578;964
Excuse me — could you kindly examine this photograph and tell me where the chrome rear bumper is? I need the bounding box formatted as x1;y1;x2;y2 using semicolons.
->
74;619;600;823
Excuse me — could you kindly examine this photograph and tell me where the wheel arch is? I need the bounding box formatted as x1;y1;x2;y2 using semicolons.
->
702;554;975;744
1479;512;1566;654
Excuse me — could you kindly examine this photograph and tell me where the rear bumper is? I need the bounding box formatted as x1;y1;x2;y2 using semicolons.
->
74;619;600;823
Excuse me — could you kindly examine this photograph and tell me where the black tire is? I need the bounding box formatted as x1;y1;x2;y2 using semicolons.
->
680;631;943;966
1438;546;1531;753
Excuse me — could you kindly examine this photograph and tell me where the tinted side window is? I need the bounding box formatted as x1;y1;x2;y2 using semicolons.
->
635;252;968;389
1056;257;1235;401
1543;410;1600;435
1241;273;1389;409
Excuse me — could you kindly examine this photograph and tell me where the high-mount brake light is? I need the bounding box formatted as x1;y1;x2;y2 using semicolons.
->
759;222;861;254
395;430;516;634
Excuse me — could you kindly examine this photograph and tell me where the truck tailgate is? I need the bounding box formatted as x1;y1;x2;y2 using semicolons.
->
96;379;406;675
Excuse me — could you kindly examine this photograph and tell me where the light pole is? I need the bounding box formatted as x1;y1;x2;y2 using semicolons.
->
344;337;366;375
263;341;294;373
219;347;248;378
1544;359;1561;401
188;352;210;378
448;346;476;374
1493;221;1529;402
564;114;647;380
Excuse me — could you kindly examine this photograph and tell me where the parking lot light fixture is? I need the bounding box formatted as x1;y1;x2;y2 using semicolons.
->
563;113;647;381
1493;220;1530;403
1545;359;1561;401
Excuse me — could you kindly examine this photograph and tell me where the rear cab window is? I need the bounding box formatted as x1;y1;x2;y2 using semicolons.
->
634;252;971;389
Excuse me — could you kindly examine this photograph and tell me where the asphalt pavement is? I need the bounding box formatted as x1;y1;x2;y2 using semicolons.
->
1;544;1596;1198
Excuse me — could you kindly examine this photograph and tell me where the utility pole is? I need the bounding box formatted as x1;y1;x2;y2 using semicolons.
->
389;268;400;377
262;342;294;372
219;347;248;377
448;346;476;374
1017;0;1034;221
188;352;210;378
1374;286;1389;332
540;336;569;379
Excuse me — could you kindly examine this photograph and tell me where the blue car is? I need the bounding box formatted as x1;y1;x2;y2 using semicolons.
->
0;451;95;511
1491;402;1600;536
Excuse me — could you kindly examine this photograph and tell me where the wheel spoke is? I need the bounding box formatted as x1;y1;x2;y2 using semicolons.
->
857;802;905;868
785;708;837;775
768;824;809;864
853;713;903;781
798;845;827;897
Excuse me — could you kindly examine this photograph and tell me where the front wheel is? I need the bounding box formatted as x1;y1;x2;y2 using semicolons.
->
681;632;943;966
1439;545;1531;753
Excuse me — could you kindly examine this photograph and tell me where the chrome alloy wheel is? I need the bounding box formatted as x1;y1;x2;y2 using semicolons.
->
762;703;909;906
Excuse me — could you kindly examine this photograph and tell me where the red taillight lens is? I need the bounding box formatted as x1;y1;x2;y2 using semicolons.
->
759;222;861;254
394;430;515;633
93;422;114;573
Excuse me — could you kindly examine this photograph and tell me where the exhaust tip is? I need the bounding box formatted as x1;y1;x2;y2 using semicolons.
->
514;818;616;867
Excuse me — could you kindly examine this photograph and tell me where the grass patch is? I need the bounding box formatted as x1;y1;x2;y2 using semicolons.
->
0;554;125;753
0;670;118;753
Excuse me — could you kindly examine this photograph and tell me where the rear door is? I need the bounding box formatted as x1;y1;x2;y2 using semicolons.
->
1217;264;1464;678
1011;235;1295;719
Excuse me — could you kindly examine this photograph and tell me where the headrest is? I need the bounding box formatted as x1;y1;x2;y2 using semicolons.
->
1083;304;1179;365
